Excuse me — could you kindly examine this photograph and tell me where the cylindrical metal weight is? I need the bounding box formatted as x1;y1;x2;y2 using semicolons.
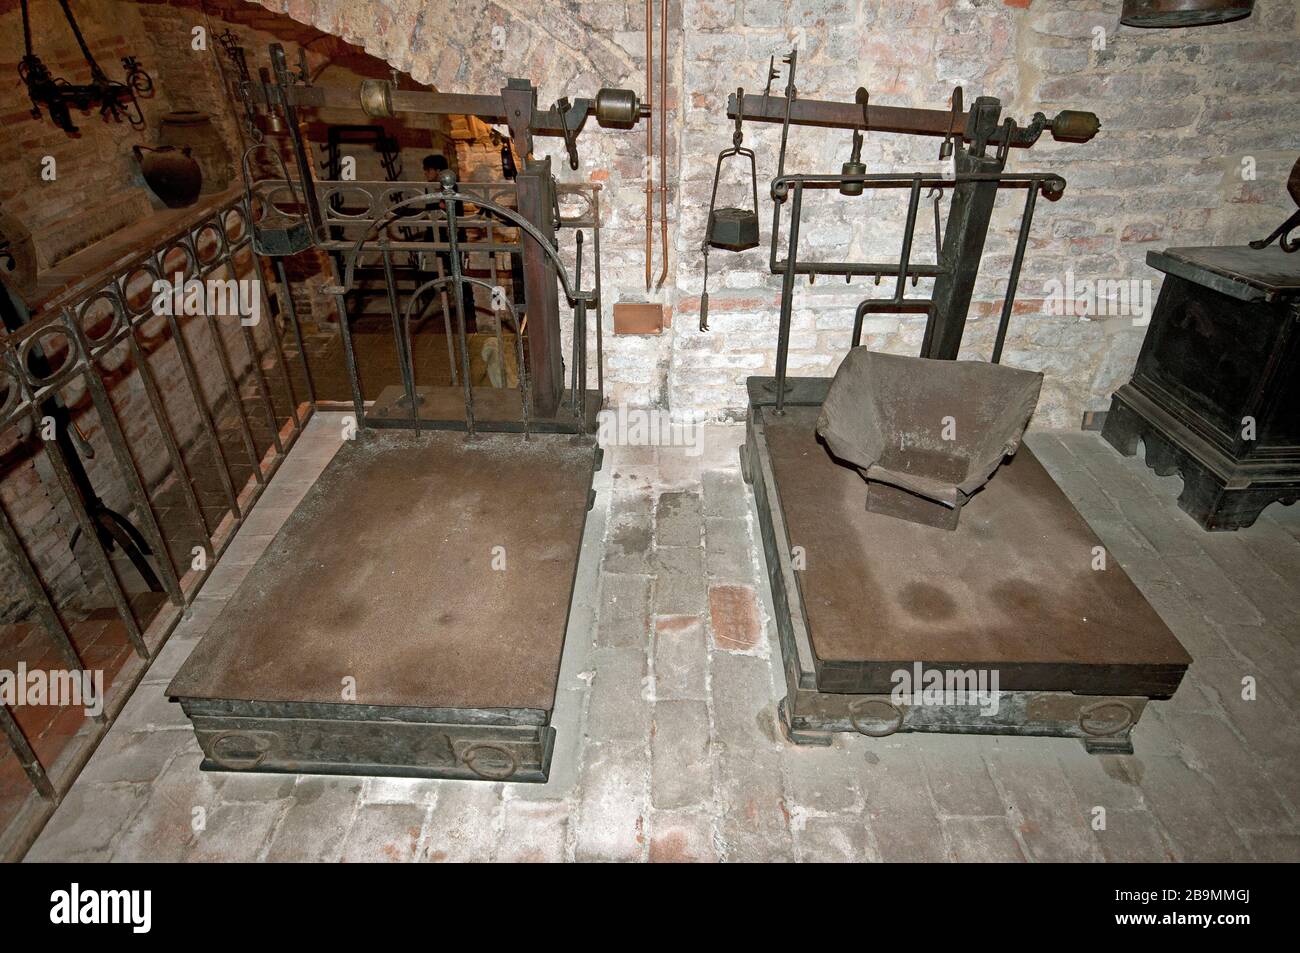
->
595;87;640;127
1050;110;1102;144
840;160;866;196
359;79;395;118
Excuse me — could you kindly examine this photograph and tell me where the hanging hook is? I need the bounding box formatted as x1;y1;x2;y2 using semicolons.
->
733;86;745;147
927;186;943;259
840;87;870;197
995;117;1016;170
940;85;963;161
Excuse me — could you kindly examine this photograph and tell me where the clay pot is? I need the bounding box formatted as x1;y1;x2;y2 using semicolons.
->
134;145;203;209
159;110;233;194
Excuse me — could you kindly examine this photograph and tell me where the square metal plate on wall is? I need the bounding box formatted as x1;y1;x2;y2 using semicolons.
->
613;302;666;335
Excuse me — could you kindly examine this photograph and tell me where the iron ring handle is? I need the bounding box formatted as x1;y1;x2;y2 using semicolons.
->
848;699;905;738
461;743;518;781
207;730;271;771
1078;701;1134;737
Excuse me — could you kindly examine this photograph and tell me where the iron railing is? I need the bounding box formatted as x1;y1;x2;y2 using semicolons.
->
0;190;313;859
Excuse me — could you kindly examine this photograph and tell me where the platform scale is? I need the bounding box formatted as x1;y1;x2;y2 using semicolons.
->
167;44;657;780
710;54;1190;752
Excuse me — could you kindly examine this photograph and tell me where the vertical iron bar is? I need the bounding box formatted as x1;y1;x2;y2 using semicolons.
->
592;188;605;400
271;44;324;239
238;316;284;455
513;300;531;437
273;258;315;409
162;309;242;519
895;177;923;299
124;330;212;543
575;301;587;426
992;182;1039;366
0;500;84;672
73;343;185;607
852;299;870;349
774;183;803;414
489;223;506;390
228;259;284;455
445;189;475;435
434;253;457;386
380;241;419;430
0;704;54;799
29;411;149;657
266;308;302;428
574;230;586;424
199;310;263;485
246;250;299;430
328;253;366;428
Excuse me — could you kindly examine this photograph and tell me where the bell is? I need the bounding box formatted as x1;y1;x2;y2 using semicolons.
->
708;207;760;252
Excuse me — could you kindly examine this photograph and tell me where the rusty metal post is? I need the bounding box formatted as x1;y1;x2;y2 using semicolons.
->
922;97;1004;360
513;157;565;417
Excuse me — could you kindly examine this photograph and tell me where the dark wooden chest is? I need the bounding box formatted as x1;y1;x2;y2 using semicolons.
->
1103;245;1300;530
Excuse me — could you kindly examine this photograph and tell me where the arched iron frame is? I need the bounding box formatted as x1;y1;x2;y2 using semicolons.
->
333;177;597;435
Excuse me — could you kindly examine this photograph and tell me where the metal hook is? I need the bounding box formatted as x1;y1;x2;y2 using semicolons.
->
940;85;963;160
841;87;870;197
927;186;943;258
995;117;1016;169
733;86;745;147
762;54;779;99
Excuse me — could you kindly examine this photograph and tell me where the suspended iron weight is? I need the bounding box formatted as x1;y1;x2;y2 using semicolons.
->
700;87;762;331
839;87;870;197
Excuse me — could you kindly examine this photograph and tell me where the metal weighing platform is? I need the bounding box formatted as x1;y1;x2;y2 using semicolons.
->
743;379;1191;753
168;430;598;781
163;45;636;782
710;58;1189;753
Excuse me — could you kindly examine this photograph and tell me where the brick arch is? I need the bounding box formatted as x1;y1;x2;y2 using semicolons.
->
252;0;640;99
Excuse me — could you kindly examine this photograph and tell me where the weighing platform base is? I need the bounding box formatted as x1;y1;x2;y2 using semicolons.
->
743;377;1190;753
169;429;599;781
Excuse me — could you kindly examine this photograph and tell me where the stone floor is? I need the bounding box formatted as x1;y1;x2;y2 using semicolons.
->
24;413;1300;862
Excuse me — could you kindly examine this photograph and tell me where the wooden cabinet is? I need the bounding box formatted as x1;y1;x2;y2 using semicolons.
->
1103;245;1300;530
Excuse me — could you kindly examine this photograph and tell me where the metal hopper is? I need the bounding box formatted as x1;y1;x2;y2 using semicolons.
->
816;349;1043;529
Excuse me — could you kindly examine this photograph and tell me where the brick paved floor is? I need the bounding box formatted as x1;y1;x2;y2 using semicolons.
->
25;417;1300;862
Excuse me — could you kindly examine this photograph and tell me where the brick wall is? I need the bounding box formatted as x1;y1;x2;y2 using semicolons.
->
253;0;1298;428
0;0;181;266
685;0;1299;427
0;1;275;622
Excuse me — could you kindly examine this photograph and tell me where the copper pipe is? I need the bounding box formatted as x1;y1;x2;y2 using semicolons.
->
655;0;668;289
644;0;654;291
